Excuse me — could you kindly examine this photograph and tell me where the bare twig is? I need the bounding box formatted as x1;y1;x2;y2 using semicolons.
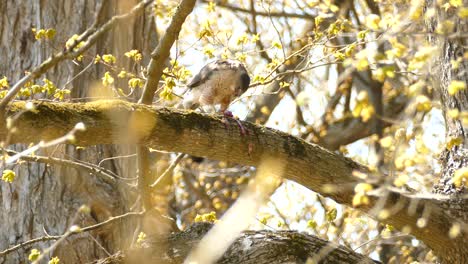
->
4;123;85;165
0;211;145;258
98;153;137;167
150;153;185;188
0;235;61;258
0;148;136;186
202;0;316;20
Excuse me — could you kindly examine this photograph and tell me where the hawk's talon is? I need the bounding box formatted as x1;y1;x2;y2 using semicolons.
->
223;111;248;136
221;116;230;130
223;110;234;118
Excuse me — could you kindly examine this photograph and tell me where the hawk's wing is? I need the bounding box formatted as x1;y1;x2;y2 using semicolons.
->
187;61;217;88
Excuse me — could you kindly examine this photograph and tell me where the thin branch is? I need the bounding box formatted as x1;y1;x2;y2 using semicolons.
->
4;123;85;165
0;211;145;258
0;236;61;258
202;0;317;20
150;153;185;188
139;0;197;104
137;0;197;211
2;149;125;185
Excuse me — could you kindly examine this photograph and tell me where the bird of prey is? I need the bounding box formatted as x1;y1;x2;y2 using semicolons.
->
183;59;250;115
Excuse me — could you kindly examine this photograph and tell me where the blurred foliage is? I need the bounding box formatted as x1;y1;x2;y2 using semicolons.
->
2;0;467;263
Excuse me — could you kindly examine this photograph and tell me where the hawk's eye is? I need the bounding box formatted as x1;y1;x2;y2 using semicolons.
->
240;73;250;91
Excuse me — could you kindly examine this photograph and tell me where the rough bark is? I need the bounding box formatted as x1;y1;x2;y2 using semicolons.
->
0;1;156;263
426;1;468;263
2;100;466;262
96;222;380;264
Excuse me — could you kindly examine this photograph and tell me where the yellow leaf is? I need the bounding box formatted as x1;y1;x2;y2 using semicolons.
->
206;1;216;12
408;46;437;71
352;193;369;207
45;29;56;39
314;15;324;26
235;52;247;62
251;33;260;43
48;256;60;264
94;55;101;64
137;232;147;244
357;30;368;40
124;49;142;61
326;208;337;221
2;169;16;183
458;7;468;18
379;136;393;148
279;81;290;88
307;219;317;228
409;0;424;20
448;80;466;95
194;211;217;223
101;72;114;87
446;136;463;150
128;78;144;89
453;167;468;188
415;95;432;112
449;0;462;7
345;43;356;56
118;71;127;78
102;54;116;64
29;249;41;261
354;183;373;193
448;109;460;118
365;14;381;30
0;76;9;88
436;20;455;34
203;45;215;58
260;106;270;115
394;174;409;187
272;41;282;49
237;33;249;46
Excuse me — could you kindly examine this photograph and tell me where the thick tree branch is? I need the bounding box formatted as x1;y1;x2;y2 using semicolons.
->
100;222;379;264
1;100;466;260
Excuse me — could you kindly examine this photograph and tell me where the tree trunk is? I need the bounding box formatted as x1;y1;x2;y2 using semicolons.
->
427;1;468;263
0;1;156;263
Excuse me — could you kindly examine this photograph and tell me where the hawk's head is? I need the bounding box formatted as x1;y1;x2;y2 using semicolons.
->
184;59;250;111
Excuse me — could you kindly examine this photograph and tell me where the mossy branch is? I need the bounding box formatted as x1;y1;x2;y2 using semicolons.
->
1;100;465;259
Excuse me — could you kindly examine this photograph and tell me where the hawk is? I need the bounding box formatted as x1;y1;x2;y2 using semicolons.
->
183;59;250;113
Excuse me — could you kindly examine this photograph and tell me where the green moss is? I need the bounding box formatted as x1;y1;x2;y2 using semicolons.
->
158;108;213;133
282;133;307;158
6;101;27;113
8;100;219;137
